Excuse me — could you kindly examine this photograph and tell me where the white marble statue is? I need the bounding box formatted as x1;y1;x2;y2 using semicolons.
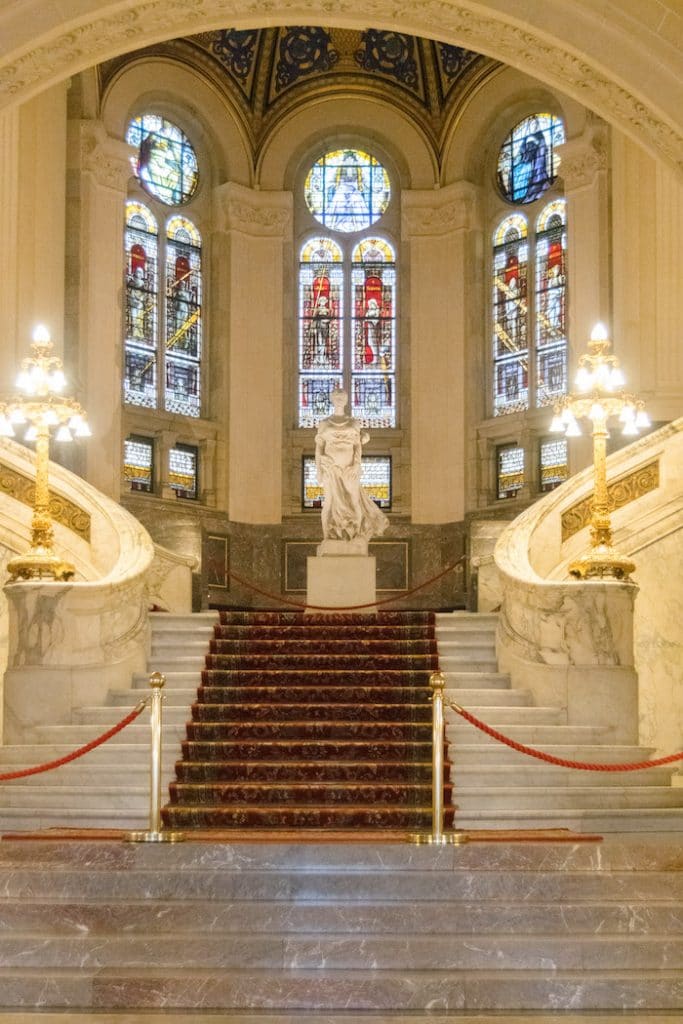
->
315;388;388;546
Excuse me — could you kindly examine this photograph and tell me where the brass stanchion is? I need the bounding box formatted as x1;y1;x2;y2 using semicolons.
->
411;670;467;845
127;672;184;843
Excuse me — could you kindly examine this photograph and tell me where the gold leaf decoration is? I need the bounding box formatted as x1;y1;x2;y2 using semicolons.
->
0;462;91;542
562;460;659;542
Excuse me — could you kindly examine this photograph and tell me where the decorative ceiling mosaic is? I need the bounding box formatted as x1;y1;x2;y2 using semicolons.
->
100;27;493;134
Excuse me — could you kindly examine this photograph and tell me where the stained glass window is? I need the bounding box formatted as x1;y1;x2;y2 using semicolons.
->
497;114;565;205
304;149;391;233
298;238;344;427
169;443;198;499
535;200;567;407
493;215;528;415
497;444;524;500
165;217;202;417
351;239;396;428
539;437;568;492
123;435;154;493
303;455;391;509
127;115;198;206
124;201;158;409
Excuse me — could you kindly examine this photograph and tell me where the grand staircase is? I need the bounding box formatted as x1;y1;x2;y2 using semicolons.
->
0;608;681;832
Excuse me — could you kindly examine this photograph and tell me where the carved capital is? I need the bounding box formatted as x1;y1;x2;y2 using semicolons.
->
557;134;608;192
402;182;481;238
79;120;134;192
214;181;292;236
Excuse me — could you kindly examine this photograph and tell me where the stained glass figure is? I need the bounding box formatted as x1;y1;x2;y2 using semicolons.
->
303;454;391;509
539;437;568;493
123;435;154;493
299;375;344;429
497;114;565;205
304;149;390;233
493;215;528;415
497;444;524;500
124;201;158;409
169;443;198;499
127;115;199;206
164;216;201;417
535;200;567;407
298;238;343;426
351;238;396;427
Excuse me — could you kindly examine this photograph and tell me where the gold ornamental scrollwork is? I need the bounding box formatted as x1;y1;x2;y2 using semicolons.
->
562;460;659;542
0;462;91;542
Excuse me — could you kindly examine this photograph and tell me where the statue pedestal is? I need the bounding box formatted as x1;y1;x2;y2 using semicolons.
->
306;555;376;613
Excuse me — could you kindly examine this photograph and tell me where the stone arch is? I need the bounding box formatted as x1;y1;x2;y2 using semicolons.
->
0;2;681;174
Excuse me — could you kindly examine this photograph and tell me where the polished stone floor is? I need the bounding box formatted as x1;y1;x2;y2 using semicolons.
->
3;1013;683;1022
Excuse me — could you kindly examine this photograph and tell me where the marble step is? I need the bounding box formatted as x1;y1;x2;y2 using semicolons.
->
150;642;211;659
108;687;198;706
0;931;680;970
454;786;683;811
0;784;149;810
443;671;511;689
0;965;680;1012
438;642;496;659
150;613;218;631
439;658;499;671
27;724;187;745
435;612;498;627
0;807;147;830
0;743;174;766
452;806;683;832
448;742;658;765
133;671;202;690
450;764;676;788
2;897;680;936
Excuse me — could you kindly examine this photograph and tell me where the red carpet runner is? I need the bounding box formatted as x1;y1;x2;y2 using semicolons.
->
162;610;454;830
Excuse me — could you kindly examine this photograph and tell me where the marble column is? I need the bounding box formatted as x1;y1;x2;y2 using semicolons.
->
71;120;133;498
402;182;483;524
213;182;292;524
0;106;20;388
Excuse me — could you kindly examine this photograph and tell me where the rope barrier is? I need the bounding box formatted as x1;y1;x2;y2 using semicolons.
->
0;701;148;782
449;701;683;771
226;555;466;612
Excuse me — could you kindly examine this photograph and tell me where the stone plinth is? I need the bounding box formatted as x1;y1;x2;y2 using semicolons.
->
306;554;376;613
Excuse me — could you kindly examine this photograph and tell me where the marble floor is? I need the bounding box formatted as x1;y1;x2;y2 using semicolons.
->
3;1013;683;1022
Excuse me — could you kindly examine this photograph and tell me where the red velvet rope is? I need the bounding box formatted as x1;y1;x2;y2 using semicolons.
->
226;556;466;611
0;701;148;782
449;702;683;772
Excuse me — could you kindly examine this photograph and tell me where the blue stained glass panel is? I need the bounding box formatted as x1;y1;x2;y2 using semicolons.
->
304;149;391;233
497;114;565;205
127;115;199;206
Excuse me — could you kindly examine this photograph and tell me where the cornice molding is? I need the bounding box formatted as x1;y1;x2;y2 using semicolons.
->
214;181;292;235
80;120;134;192
402;181;481;236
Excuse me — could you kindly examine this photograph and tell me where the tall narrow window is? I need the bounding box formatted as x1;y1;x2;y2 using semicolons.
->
165;217;202;417
535;200;567;407
493;215;528;415
169;443;199;499
124;201;158;409
298;148;396;430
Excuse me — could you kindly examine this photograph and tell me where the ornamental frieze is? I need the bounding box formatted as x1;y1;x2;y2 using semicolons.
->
0;463;91;542
561;460;659;542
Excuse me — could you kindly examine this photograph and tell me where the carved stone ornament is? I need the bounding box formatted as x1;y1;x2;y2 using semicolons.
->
0;1;681;174
557;136;607;192
561;459;659;542
402;183;481;237
0;461;91;542
80;121;135;192
215;182;292;236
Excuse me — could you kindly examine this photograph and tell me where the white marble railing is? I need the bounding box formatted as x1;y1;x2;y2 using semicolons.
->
0;438;191;743
494;419;683;750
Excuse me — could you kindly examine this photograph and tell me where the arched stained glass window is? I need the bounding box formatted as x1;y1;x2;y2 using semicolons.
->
127;114;199;206
497;113;565;205
351;238;396;427
298;238;344;428
535;199;567;406
124;201;158;409
165;216;202;417
493;215;528;415
304;149;391;233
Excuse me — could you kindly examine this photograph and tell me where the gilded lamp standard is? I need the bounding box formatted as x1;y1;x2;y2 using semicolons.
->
550;322;649;580
0;325;91;582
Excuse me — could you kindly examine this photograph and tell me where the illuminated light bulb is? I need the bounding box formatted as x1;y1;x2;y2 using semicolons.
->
595;363;611;388
619;404;635;423
561;407;573;425
15;370;30;391
43;409;59;426
589;402;605;420
590;322;609;342
549;413;565;433
32;324;51;344
565;420;582;437
622;420;638;437
24;425;38;442
9;408;26;424
575;366;592;392
635;408;651;429
74;420;92;438
0;417;15;437
49;369;66;391
610;366;625;388
55;425;73;442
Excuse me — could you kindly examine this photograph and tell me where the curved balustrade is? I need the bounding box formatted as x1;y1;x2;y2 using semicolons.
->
494;419;683;749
